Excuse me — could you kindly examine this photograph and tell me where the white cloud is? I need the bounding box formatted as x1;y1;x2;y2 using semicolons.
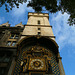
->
12;1;34;17
10;1;34;26
50;11;75;50
12;4;26;16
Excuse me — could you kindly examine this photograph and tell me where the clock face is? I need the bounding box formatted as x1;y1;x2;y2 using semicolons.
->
30;59;44;70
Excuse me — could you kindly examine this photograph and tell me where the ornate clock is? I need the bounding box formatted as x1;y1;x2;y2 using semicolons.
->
30;59;44;70
29;58;46;71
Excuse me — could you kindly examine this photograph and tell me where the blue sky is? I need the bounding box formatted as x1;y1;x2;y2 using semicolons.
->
0;2;75;75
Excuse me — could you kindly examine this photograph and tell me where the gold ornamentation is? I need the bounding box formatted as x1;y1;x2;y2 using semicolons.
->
30;59;44;70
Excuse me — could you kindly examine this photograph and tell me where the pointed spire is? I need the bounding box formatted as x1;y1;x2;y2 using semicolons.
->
20;22;22;24
0;21;10;27
15;22;24;27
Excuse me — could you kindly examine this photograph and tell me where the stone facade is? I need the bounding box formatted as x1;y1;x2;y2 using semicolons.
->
0;12;65;75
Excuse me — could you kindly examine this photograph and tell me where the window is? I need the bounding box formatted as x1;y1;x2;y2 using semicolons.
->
0;55;10;62
9;34;14;39
38;28;40;30
38;20;40;25
38;32;41;35
9;34;19;39
7;41;16;46
0;51;12;63
0;51;12;75
7;41;11;46
12;41;16;46
7;34;18;46
14;35;19;39
0;67;6;75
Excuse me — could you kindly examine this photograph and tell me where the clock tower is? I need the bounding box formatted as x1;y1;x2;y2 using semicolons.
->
13;12;65;75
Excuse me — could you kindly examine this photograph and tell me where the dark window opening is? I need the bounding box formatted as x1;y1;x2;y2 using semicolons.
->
0;51;13;75
0;55;10;62
0;67;7;75
7;41;11;46
12;41;16;46
10;34;19;39
9;34;14;39
38;32;41;35
38;28;40;30
38;20;40;25
14;35;19;39
0;51;12;62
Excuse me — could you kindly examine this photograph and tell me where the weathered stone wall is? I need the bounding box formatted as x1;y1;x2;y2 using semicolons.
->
19;13;55;42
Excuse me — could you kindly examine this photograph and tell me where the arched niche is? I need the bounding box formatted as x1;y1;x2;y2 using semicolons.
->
17;36;59;56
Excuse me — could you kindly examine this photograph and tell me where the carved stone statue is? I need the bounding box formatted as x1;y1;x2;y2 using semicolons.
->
21;59;27;72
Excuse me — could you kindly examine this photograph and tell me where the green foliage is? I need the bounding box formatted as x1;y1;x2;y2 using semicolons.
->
59;0;75;25
0;0;27;12
27;0;58;13
0;0;75;26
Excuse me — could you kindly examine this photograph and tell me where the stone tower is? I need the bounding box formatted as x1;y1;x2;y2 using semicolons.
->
0;12;65;75
13;12;65;75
